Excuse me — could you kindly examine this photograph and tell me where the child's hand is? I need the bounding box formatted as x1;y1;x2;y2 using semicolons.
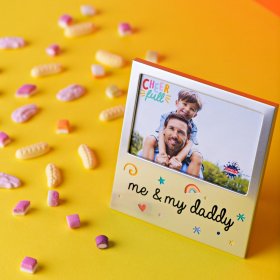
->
168;157;182;171
155;153;169;166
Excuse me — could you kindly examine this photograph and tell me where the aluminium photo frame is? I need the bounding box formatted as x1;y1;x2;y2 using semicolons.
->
110;59;278;257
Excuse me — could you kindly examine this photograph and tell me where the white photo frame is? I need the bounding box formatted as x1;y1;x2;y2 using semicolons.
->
110;59;278;257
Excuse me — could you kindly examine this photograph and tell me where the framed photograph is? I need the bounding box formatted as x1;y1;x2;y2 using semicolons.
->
110;59;278;257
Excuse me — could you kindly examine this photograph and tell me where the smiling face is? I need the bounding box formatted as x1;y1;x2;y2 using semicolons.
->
163;118;188;156
175;100;198;120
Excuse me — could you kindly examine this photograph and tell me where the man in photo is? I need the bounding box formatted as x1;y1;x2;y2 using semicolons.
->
142;89;203;177
153;113;202;177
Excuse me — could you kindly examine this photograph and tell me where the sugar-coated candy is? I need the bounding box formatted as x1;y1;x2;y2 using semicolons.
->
46;44;61;56
78;144;98;169
95;235;109;249
66;214;81;229
91;64;105;78
56;119;71;134
64;22;95;37
16;142;50;159
20;256;38;274
0;172;21;189
46;163;62;187
11;104;39;123
105;85;123;98
15;84;37;98
99;105;125;121
118;22;132;36
56;84;86;102
0;131;11;147
80;5;96;16
31;63;63;77
0;37;25;49
95;50;125;68
145;50;159;63
47;190;59;207
13;200;30;215
58;14;73;28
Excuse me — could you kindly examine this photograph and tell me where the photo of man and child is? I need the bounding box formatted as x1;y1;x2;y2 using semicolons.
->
129;75;264;194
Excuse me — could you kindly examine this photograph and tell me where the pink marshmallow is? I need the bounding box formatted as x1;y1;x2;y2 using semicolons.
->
46;44;61;56
0;131;11;147
0;37;25;49
15;84;37;98
95;235;109;249
58;14;73;28
20;256;38;274
11;104;39;123
118;22;132;36
13;200;30;215
47;190;59;207
66;214;81;228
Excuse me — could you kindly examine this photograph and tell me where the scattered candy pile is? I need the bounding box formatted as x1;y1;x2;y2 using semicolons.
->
0;3;160;274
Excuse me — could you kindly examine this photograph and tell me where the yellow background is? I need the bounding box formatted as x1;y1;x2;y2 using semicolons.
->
0;0;279;279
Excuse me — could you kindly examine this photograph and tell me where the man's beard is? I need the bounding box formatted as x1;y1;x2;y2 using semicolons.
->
166;137;184;156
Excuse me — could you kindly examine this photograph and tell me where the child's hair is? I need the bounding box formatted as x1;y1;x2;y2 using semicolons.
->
177;89;203;111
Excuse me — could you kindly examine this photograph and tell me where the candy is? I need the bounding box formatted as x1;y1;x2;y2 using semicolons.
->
11;104;39;123
0;172;21;189
118;22;132;36
46;163;62;187
80;5;96;16
58;14;73;28
0;131;11;147
64;22;95;37
16;142;50;159
91;64;105;78
20;256;38;274
78;144;98;169
15;84;37;98
13;200;30;215
0;37;25;49
31;63;63;77
56;119;71;134
46;44;61;56
66;214;81;229
145;50;159;63
99;105;125;121
56;84;86;102
95;235;109;249
47;190;59;207
95;50;125;68
105;85;123;98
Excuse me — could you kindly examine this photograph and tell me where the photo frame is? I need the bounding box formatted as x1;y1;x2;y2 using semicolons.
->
110;59;278;257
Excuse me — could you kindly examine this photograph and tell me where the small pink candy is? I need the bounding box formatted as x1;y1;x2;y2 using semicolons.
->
66;214;81;229
58;14;73;28
46;44;61;56
0;131;11;147
47;190;59;207
16;84;37;97
20;256;38;274
95;235;109;249
0;37;25;49
118;22;132;36
13;200;30;215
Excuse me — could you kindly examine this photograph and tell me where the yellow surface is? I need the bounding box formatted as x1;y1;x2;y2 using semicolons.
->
0;0;279;279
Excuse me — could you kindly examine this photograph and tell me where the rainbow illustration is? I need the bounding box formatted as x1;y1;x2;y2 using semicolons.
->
184;184;200;193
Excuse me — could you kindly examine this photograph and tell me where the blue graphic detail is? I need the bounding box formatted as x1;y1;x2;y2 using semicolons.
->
223;161;240;179
237;213;245;222
193;226;201;234
158;177;165;185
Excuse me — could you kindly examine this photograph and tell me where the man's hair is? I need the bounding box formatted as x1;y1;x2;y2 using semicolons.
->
164;113;192;137
177;89;203;111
